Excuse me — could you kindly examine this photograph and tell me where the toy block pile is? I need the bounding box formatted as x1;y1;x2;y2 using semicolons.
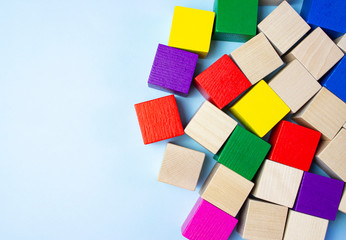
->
134;0;346;239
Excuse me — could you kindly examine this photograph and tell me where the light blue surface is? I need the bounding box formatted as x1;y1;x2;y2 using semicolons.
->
0;0;345;239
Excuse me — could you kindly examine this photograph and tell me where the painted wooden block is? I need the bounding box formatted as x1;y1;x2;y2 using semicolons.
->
269;59;321;113
158;143;205;191
168;6;215;58
185;101;237;154
148;44;198;96
259;0;290;5
229;80;290;138
200;163;254;217
230;33;283;85
284;27;344;80
258;1;310;55
283;210;329;240
252;160;303;208
134;95;184;144
268;120;321;171
339;188;346;214
237;199;288;240
181;197;238;240
194;54;251;109
213;0;257;42
336;34;346;53
292;87;346;140
216;125;271;180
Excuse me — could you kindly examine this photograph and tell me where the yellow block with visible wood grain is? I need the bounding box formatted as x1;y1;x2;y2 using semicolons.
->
230;80;290;137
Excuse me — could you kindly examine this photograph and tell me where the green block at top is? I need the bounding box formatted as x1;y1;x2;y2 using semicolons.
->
215;125;271;180
213;0;258;42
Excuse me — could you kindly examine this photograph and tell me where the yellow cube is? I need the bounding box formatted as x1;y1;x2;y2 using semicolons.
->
230;80;290;137
168;6;215;58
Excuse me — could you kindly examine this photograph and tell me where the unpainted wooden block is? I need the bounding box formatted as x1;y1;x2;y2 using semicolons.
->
336;34;346;53
339;188;346;213
259;0;290;5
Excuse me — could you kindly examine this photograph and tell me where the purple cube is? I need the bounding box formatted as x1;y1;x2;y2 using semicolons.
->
294;172;344;220
148;44;198;96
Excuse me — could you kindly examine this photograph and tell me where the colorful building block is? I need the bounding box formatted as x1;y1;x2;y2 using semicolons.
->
200;163;254;217
213;0;258;42
252;160;303;208
158;143;205;191
230;80;290;138
185;101;237;154
268;120;321;171
340;188;346;214
134;95;184;144
194;54;251;109
237;199;288;240
336;34;346;53
284;27;344;80
294;172;344;220
259;0;290;5
148;44;198;96
230;33;283;85
216;125;271;180
168;6;215;58
181;197;238;240
258;1;310;55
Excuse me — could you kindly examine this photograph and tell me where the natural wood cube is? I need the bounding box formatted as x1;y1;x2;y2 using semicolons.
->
336;34;346;53
340;188;346;214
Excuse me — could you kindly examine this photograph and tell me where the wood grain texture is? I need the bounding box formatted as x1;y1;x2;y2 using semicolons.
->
336;34;346;53
339;188;346;213
259;0;290;5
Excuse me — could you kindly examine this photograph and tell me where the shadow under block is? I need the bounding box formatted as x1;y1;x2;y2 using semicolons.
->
259;0;290;5
237;199;288;240
158;143;205;191
293;172;344;220
292;87;346;140
168;6;215;58
181;197;238;240
336;34;346;53
269;59;321;113
258;1;310;55
230;33;283;85
148;44;198;96
252;160;303;208
134;95;184;144
184;101;237;154
283;210;329;240
340;188;346;213
194;54;251;109
284;27;344;80
216;125;271;180
200;163;254;217
212;0;257;42
229;80;290;138
268;120;321;171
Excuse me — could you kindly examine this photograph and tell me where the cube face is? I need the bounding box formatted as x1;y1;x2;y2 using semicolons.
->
148;44;198;96
195;54;251;109
134;95;184;144
336;34;346;53
168;6;215;58
158;143;205;191
185;101;237;154
339;188;346;213
230;33;283;84
258;1;310;55
268;120;321;171
230;80;290;138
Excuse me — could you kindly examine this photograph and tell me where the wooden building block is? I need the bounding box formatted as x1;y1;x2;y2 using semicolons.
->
259;0;290;5
258;1;310;55
292;87;346;140
200;163;254;217
216;125;271;180
284;27;344;80
269;59;321;113
158;143;205;191
268;120;321;171
148;44;198;96
294;172;344;220
237;199;288;240
230;33;283;85
336;34;346;53
252;160;303;208
181;197;238;240
339;188;346;213
168;6;215;58
185;101;237;154
283;210;329;240
229;80;290;138
213;0;257;42
134;95;184;144
194;54;251;109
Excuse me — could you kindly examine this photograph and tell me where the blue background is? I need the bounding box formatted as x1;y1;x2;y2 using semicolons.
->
0;0;345;239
